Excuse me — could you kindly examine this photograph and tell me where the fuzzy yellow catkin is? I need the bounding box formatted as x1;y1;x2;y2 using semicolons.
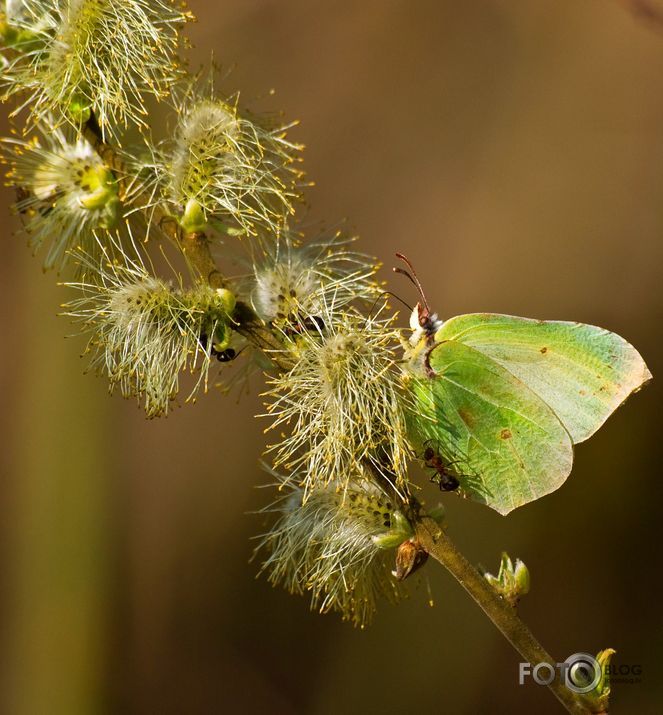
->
65;244;236;417
263;300;414;498
1;0;191;136
3;123;120;270
256;473;414;628
247;228;381;328
131;82;304;236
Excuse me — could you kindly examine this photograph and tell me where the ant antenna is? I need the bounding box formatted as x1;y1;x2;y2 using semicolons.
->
393;253;430;312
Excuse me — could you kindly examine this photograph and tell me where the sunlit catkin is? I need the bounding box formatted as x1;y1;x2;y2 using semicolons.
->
248;229;380;328
256;474;414;627
263;302;413;496
3;124;120;270
1;0;190;135
65;248;236;417
141;85;303;237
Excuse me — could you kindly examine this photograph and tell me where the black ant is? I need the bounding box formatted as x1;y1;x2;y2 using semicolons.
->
422;443;462;492
213;347;237;362
200;333;240;362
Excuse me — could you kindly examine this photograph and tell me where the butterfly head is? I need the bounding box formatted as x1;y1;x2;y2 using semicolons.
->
393;253;442;347
409;302;442;344
410;303;442;342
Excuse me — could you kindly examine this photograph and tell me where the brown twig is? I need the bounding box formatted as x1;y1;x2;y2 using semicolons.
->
414;516;592;714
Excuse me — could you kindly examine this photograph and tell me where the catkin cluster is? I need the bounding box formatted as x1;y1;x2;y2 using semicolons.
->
0;0;431;627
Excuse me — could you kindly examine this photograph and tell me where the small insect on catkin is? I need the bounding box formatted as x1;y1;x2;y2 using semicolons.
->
65;247;236;417
0;0;190;135
263;301;413;496
3;124;120;270
145;84;303;236
256;473;414;627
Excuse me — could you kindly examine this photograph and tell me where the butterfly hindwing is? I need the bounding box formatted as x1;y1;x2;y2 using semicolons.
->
435;314;652;444
410;340;574;515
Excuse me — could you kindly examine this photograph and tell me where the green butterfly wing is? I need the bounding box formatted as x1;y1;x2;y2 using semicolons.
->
409;340;573;515
435;314;652;444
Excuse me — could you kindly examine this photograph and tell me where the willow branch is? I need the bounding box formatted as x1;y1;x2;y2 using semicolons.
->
414;516;591;715
180;230;224;288
82;114;299;370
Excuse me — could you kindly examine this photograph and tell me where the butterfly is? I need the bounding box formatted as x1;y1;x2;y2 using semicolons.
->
395;255;652;515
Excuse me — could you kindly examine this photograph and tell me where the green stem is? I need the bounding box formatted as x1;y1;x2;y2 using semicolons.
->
414;516;591;715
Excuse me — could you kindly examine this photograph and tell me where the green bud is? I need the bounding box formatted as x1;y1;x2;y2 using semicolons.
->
78;164;120;231
78;165;118;209
216;288;236;315
426;504;446;527
211;324;231;353
372;510;414;549
595;648;615;696
180;198;207;234
483;551;530;607
513;558;530;596
99;196;121;231
578;648;615;714
68;95;92;125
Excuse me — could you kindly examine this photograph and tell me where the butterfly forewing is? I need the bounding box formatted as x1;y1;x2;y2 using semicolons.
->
436;313;651;444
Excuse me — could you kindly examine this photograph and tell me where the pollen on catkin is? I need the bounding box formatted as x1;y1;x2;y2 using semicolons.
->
1;0;190;136
3;123;120;270
255;473;413;627
247;229;381;329
262;301;413;496
138;83;303;237
64;246;236;417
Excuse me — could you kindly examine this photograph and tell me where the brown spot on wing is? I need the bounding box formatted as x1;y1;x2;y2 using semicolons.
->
458;408;476;429
500;428;512;440
540;346;548;354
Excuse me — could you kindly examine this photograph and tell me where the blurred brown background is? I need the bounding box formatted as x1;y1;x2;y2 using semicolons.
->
1;1;662;713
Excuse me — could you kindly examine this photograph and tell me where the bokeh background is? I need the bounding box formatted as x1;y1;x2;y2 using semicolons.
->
1;1;662;713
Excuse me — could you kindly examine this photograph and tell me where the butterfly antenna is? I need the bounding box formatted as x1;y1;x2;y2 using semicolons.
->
363;292;407;327
393;253;430;312
372;291;413;314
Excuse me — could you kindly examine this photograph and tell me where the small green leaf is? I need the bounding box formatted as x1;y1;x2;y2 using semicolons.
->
216;288;236;314
68;94;92;125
